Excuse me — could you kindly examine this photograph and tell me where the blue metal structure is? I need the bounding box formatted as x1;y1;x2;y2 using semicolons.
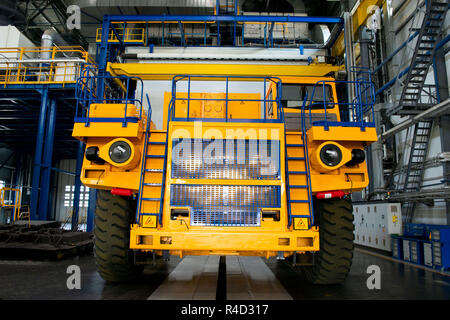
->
303;79;376;131
392;223;450;270
75;71;145;127
0;76;92;226
94;14;345;98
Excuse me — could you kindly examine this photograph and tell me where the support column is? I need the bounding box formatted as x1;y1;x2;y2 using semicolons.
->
433;42;450;223
359;26;374;196
39;99;57;220
87;188;97;232
72;140;84;231
30;86;49;220
344;12;355;104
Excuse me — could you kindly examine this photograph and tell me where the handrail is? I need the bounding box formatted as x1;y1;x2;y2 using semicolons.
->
135;95;153;225
303;77;376;131
75;69;145;127
0;187;21;223
0;46;95;86
300;93;315;226
168;74;284;123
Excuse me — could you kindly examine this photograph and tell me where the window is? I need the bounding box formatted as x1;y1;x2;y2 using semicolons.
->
281;84;334;109
64;185;90;208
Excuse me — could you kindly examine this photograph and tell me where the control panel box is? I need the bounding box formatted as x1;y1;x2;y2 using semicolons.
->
353;202;402;252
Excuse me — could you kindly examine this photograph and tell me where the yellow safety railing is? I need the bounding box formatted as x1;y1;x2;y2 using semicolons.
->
0;46;95;86
0;187;21;223
96;26;146;43
18;205;31;227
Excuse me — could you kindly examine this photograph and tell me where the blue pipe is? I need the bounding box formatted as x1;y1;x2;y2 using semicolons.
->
39;99;57;221
436;33;450;51
375;66;410;97
30;86;49;220
103;14;343;24
373;31;419;74
72;140;84;231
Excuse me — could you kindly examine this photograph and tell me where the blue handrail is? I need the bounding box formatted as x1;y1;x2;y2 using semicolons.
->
135;95;153;225
302;76;376;131
168;75;284;123
75;68;145;127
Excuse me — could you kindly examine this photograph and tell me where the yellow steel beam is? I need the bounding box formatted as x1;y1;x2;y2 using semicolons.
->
332;0;385;57
108;62;343;80
106;63;128;93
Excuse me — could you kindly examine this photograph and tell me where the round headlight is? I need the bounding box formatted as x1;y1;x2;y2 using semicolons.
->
319;144;343;167
109;140;132;164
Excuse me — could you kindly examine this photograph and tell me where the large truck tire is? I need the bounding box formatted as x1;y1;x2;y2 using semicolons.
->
93;189;144;282
303;198;354;285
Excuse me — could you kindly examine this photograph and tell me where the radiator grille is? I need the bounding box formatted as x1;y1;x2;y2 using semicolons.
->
171;138;280;180
170;184;280;226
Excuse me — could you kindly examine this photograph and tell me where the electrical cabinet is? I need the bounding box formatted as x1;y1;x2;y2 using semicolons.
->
353;202;402;252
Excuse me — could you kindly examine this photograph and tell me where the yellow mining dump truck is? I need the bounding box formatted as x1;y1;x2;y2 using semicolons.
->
73;69;377;284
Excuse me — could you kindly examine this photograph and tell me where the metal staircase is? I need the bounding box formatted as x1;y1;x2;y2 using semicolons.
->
397;120;433;223
284;131;314;227
136;121;168;227
391;0;447;116
387;0;447;222
283;92;314;228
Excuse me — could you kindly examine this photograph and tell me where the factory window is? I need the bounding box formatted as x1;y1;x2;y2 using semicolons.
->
0;180;4;189
64;185;90;208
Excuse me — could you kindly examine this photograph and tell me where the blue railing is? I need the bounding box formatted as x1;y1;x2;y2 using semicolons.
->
74;68;145;127
302;77;376;131
135;100;153;226
167;75;284;124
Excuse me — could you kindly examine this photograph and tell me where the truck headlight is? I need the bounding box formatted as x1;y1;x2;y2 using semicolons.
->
311;141;352;172
97;138;141;169
319;144;342;167
109;140;132;164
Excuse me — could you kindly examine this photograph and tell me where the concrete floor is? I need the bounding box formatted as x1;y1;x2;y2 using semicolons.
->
0;249;449;300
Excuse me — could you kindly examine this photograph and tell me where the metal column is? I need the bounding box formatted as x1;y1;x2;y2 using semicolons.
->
434;37;450;223
344;12;355;105
72;140;84;231
359;25;375;195
39;99;57;220
30;86;49;220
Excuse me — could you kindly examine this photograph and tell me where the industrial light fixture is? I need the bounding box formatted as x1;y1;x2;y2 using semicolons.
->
109;140;132;164
311;141;352;172
319;143;342;167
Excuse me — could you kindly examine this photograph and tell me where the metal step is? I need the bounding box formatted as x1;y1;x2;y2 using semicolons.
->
287;171;307;175
145;169;163;173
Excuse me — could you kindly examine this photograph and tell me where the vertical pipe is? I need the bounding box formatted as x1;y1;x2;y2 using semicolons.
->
30;86;49;220
39;99;57;220
343;12;355;107
97;16;111;99
72;140;84;231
